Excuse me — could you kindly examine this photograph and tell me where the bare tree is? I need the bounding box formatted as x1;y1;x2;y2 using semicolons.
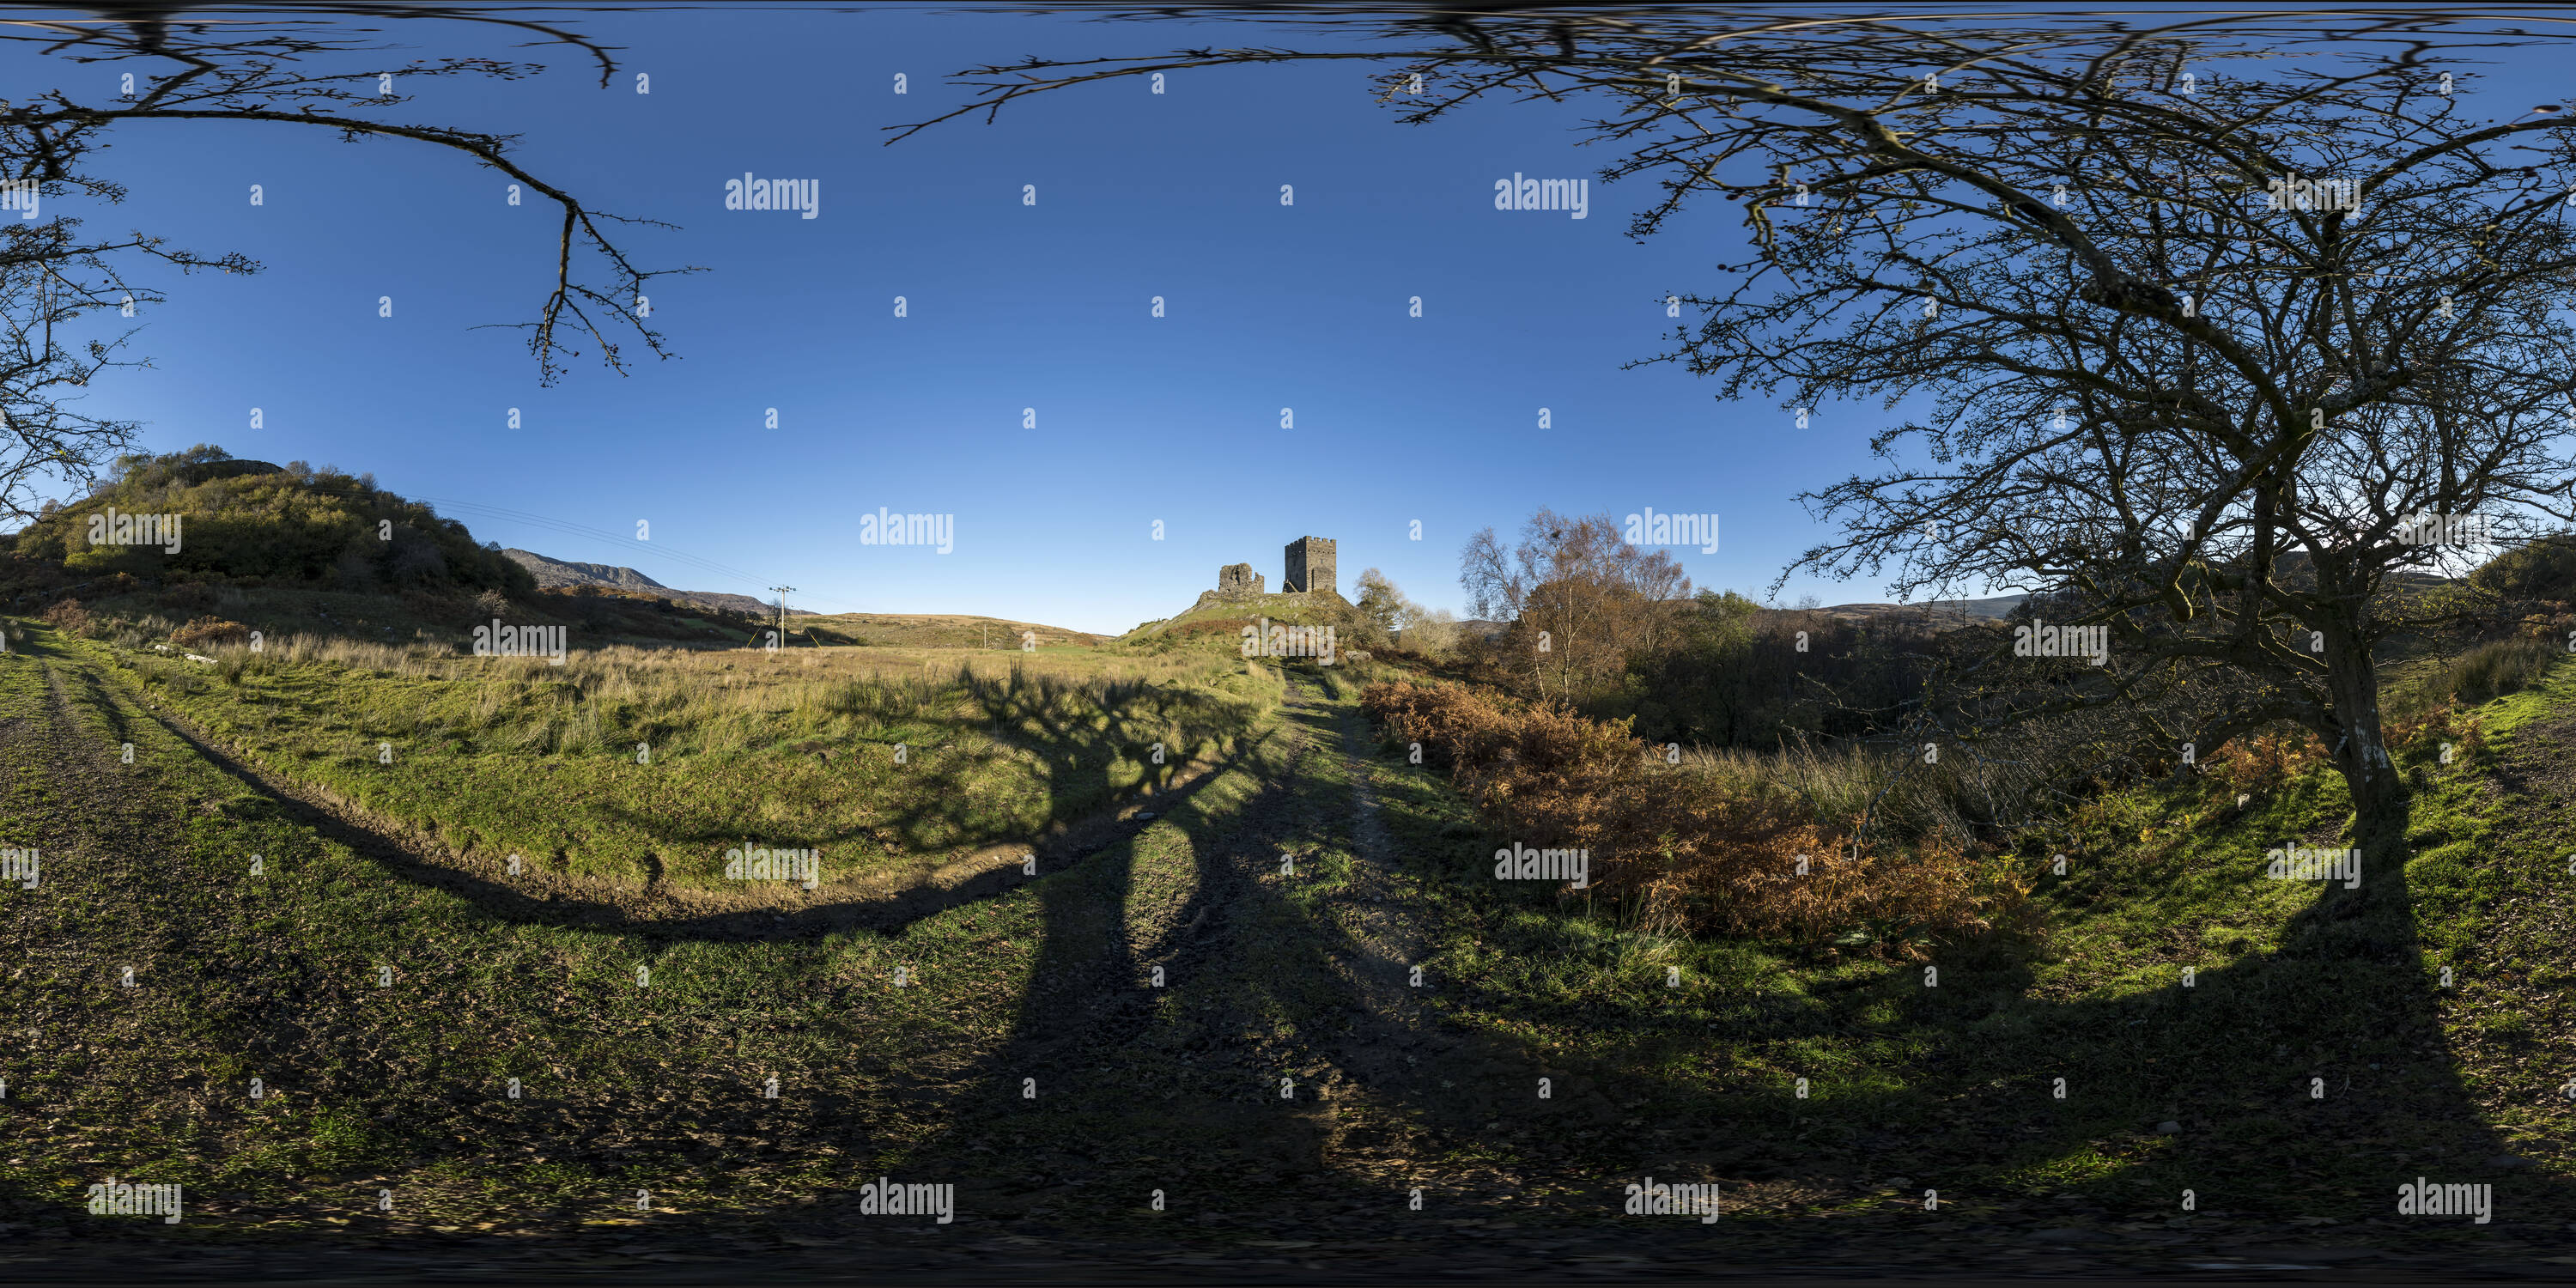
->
0;5;696;519
906;9;2576;907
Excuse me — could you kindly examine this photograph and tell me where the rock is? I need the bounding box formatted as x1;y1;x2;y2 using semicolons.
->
2158;1121;2183;1134
2487;1153;2534;1169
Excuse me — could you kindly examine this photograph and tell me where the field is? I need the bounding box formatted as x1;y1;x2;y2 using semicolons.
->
793;613;1107;650
81;633;1274;908
5;616;2574;1277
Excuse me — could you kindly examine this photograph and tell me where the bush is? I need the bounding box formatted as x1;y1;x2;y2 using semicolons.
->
41;598;91;636
2470;534;2576;604
2204;727;2324;795
1363;679;2025;950
172;616;251;650
2434;635;2561;707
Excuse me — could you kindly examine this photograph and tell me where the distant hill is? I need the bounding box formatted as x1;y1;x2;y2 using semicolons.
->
1818;569;2452;630
1820;593;2029;629
501;549;800;619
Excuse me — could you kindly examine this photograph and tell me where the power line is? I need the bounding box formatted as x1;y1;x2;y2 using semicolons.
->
768;586;797;643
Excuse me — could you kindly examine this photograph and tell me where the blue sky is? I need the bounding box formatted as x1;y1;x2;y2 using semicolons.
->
14;7;2561;633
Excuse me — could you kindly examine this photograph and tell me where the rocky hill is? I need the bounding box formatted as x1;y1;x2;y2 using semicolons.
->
501;549;801;618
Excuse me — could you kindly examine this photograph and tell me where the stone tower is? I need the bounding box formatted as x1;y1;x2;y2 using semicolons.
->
1283;536;1337;596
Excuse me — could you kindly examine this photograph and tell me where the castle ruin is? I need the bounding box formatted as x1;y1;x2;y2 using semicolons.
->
1281;536;1335;595
1194;537;1338;608
1218;562;1266;596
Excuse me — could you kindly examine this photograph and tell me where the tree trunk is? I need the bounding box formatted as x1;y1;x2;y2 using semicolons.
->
2322;634;2410;913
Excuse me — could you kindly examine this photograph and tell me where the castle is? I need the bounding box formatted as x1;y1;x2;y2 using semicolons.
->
1282;536;1335;595
1196;536;1336;606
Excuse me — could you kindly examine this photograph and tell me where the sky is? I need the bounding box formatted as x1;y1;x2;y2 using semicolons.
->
9;4;2565;634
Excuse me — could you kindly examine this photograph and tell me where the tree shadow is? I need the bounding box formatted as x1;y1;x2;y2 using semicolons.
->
132;679;1270;942
864;671;1636;1235
1349;743;2564;1241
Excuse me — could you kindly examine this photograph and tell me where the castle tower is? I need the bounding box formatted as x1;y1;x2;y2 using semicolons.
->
1283;536;1336;595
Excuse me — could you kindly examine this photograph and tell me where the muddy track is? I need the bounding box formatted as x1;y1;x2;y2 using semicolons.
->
3;662;206;994
99;661;1269;943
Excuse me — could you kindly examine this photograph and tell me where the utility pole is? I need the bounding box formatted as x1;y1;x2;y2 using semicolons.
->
768;586;796;646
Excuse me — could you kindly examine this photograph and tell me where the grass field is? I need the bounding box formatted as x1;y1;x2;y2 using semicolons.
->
6;616;2573;1272
75;630;1279;893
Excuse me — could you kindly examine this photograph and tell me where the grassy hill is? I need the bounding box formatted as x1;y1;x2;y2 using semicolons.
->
796;612;1106;650
7;446;526;596
3;447;783;653
1121;587;1370;646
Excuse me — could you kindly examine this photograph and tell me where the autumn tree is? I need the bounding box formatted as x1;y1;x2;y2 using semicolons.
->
1461;508;1691;704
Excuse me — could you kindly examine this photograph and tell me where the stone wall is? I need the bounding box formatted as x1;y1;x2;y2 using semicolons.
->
1217;562;1266;596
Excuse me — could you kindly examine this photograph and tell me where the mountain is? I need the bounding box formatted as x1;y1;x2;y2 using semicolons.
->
501;549;804;618
1820;592;2028;628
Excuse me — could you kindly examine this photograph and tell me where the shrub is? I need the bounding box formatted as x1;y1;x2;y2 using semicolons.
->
1363;679;2023;949
172;616;252;650
41;598;91;635
2434;635;2561;708
2204;727;2325;796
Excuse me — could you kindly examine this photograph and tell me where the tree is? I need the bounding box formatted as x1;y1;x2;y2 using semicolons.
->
1461;508;1690;704
908;9;2576;910
1404;606;1461;656
1353;566;1415;635
0;7;696;520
